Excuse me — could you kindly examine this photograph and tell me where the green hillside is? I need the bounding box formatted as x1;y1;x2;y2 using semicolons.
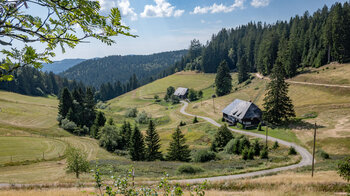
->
0;63;349;185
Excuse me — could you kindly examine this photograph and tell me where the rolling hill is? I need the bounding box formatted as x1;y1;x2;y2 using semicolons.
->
60;50;187;88
41;58;86;74
0;63;349;194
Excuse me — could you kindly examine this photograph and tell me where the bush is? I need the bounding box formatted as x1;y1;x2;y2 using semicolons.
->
171;95;180;104
252;139;261;156
242;147;249;160
239;137;250;152
260;147;269;159
96;101;108;109
257;123;262;131
317;149;330;159
193;116;199;123
99;125;123;152
61;118;77;132
338;156;350;182
288;146;297;155
179;121;186;126
125;108;138;118
224;139;235;154
248;148;255;160
177;164;204;174
135;111;151;124
154;95;159;100
272;141;279;149
211;124;234;151
193;149;216;162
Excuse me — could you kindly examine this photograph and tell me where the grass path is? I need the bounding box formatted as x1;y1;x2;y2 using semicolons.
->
175;101;313;183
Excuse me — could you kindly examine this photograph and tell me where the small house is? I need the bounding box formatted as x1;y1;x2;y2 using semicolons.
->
174;87;188;99
222;99;262;128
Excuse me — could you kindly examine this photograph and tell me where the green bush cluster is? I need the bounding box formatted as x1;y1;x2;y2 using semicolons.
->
177;164;204;174
193;149;217;162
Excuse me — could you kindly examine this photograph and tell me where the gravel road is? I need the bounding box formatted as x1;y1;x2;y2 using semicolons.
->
174;101;313;184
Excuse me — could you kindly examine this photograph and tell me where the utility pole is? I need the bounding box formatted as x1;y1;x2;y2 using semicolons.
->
311;122;317;177
212;94;216;113
265;126;268;147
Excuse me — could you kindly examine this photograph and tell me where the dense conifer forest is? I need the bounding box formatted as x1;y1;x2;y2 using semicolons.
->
174;2;350;79
60;50;187;88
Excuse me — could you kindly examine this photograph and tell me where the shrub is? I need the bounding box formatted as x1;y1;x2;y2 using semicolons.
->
171;95;180;104
317;149;330;159
193;116;199;123
99;125;123;152
257;123;262;131
239;137;250;152
260;147;269;159
252;139;261;156
135;111;151;124
242;147;249;160
211;124;234;151
125;108;138;118
96;101;108;109
248;148;255;160
154;95;159;100
288;146;297;155
177;164;204;174
61;118;77;132
272;141;279;149
224;139;235;154
179;121;186;126
338;156;350;182
193;149;216;162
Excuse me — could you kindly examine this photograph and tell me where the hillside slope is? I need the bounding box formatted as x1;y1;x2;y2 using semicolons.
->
41;58;86;74
60;50;187;87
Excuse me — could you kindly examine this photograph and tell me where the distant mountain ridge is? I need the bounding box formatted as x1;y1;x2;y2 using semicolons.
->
41;58;86;74
59;50;187;88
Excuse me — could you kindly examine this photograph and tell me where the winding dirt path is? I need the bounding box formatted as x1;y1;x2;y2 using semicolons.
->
175;101;313;183
255;73;350;88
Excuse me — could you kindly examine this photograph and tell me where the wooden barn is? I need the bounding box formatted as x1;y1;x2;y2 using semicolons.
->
174;87;188;99
222;99;262;128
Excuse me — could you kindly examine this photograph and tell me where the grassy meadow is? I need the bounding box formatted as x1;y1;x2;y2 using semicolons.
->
0;64;349;195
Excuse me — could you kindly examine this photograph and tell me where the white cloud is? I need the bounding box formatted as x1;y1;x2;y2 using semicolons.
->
97;0;115;11
191;0;245;14
141;0;185;18
117;0;137;20
251;0;270;8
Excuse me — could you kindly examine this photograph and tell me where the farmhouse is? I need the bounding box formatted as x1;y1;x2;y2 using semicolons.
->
174;87;188;99
222;99;262;128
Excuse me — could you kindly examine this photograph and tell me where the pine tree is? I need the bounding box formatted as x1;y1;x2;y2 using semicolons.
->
84;87;96;127
145;120;162;161
58;88;73;118
95;111;106;127
166;127;191;162
129;126;145;161
237;55;249;83
215;60;232;96
263;62;295;125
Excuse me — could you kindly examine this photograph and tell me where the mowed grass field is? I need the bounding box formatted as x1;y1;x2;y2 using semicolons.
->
0;63;349;192
0;91;115;183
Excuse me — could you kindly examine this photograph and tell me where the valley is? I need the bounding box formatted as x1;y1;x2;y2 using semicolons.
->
0;63;349;195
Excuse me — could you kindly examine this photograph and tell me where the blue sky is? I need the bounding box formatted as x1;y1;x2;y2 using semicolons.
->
10;0;349;60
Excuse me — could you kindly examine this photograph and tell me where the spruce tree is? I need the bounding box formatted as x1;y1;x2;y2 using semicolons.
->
215;60;232;96
129;126;145;161
95;111;106;127
58;88;73;118
145;120;162;161
166;127;191;162
237;55;249;83
84;87;96;128
263;62;295;125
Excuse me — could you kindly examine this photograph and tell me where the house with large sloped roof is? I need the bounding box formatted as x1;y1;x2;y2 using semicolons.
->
174;87;188;99
222;99;262;128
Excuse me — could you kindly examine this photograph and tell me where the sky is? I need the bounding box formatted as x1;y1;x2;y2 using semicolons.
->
6;0;349;60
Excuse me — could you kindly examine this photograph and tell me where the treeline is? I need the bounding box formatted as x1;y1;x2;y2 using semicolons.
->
0;66;86;96
60;50;187;88
173;2;350;79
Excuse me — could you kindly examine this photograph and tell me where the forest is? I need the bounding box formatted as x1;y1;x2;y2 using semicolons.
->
174;2;350;79
60;50;187;88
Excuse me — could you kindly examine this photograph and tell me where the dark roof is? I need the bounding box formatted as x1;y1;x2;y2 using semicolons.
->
174;87;188;96
222;99;262;120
